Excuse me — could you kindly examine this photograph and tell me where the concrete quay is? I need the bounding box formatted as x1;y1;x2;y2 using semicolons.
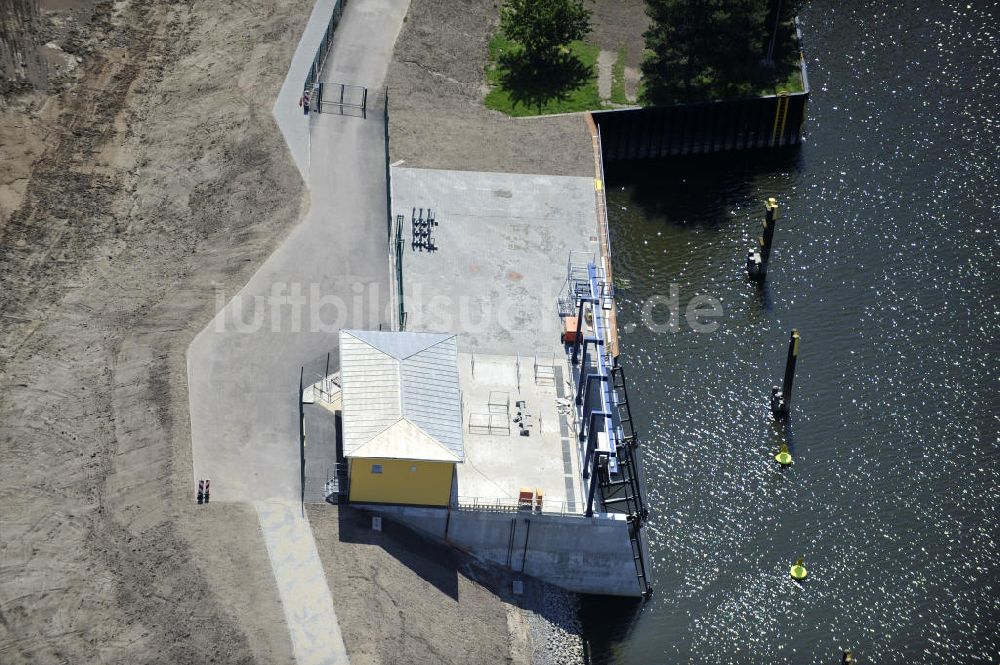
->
354;504;640;597
391;166;601;356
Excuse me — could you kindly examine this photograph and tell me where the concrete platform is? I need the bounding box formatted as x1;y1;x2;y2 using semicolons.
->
391;167;600;356
456;352;587;515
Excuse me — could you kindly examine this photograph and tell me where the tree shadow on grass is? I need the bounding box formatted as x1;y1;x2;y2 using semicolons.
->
498;50;592;114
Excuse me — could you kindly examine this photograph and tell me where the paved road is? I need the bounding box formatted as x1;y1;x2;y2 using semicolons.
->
188;0;409;504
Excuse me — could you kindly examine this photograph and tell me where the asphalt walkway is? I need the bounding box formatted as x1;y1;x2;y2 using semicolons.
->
187;1;410;663
188;0;409;504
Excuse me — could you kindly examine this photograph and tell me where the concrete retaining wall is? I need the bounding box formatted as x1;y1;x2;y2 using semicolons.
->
356;505;642;597
594;91;808;160
594;28;811;160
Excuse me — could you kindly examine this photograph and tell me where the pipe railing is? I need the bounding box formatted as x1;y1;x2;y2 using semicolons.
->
455;496;614;519
303;0;345;94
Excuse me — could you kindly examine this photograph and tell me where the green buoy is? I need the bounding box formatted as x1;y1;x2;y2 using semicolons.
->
790;557;808;581
775;443;793;466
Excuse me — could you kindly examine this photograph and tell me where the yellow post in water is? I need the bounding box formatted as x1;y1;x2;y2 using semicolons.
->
790;557;808;580
775;443;793;466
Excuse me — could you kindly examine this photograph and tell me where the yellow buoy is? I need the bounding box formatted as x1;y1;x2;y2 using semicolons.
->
775;443;793;466
790;557;808;580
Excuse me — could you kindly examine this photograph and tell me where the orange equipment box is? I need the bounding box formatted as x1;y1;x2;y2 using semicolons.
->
561;316;580;344
518;488;534;510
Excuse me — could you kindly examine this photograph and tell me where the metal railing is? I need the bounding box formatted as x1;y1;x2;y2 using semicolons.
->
325;462;349;503
303;0;345;93
455;496;601;519
390;212;406;330
310;371;341;403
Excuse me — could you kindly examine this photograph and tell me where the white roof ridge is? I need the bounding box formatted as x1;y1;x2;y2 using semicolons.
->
343;329;455;361
398;333;455;360
358;415;405;445
398;417;461;458
340;330;464;461
348;417;461;462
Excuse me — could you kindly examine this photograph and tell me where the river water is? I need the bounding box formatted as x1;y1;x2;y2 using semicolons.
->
584;2;999;663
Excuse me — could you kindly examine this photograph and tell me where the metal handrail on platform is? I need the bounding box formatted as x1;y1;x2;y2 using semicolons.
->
455;496;595;518
303;0;345;93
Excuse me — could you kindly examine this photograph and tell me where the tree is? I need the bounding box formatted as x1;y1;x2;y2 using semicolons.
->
641;0;803;106
500;0;591;62
641;0;716;104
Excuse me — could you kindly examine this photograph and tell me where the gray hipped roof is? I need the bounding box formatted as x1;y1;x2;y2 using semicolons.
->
339;330;464;462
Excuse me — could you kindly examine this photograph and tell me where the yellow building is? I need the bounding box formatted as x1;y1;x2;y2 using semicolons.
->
339;330;464;507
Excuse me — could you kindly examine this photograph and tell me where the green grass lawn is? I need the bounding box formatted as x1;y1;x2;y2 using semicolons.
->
769;60;804;95
484;33;606;117
483;29;804;115
610;45;627;105
643;56;805;105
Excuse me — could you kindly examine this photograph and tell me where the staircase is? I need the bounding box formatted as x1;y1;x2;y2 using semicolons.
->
324;461;349;504
601;362;653;597
559;251;596;316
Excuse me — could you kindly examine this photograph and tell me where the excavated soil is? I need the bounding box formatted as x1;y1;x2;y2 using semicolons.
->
1;1;307;662
310;505;586;665
1;0;600;662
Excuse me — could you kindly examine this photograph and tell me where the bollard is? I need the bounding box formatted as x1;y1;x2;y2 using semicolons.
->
771;329;799;419
747;198;779;281
746;248;763;279
197;479;204;505
761;198;778;266
204;479;210;504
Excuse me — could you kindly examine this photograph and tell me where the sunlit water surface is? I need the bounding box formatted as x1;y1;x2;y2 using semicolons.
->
583;2;999;663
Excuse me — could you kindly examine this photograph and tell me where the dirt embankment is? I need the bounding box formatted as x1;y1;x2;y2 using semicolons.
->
309;506;522;665
385;0;651;176
0;0;309;662
309;506;585;665
1;1;577;663
1;0;48;95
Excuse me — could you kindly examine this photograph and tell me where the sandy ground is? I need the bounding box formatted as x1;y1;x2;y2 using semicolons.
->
309;505;585;665
1;0;305;662
1;1;588;663
309;505;521;665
